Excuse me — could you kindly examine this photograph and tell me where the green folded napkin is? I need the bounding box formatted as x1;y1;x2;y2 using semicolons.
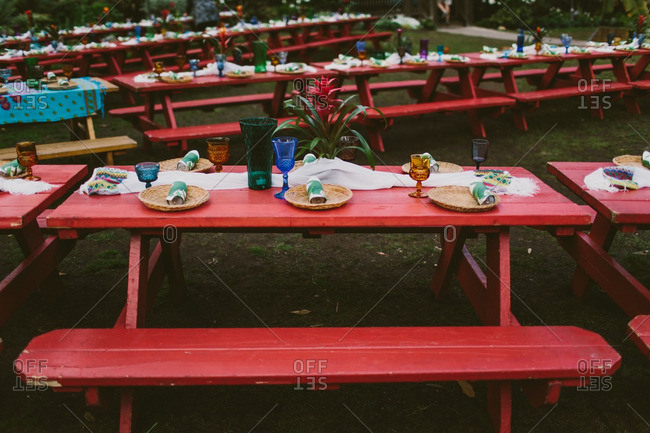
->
469;181;496;205
177;150;199;171
303;153;317;164
1;159;26;178
643;151;650;169
166;181;188;205
306;176;327;204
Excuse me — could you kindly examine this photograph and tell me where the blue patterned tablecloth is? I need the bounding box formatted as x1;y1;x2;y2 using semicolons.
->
0;77;105;125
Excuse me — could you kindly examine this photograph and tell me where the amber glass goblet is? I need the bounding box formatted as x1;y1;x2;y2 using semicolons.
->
61;63;74;80
206;137;230;172
16;141;40;181
154;61;165;78
408;153;430;198
270;54;279;72
175;55;186;71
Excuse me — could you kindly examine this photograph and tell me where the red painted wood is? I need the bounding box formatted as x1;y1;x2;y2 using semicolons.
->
16;326;620;387
119;389;135;433
338;80;426;95
627;315;650;359
0;165;87;229
109;93;279;118
457;246;489;324
521;380;563;407
145;117;294;143
570;213;618;298
558;231;650;317
302;32;392;51
0;236;59;326
486;229;512;326
488;382;511;433
160;236;186;302
513;82;631;102
548;162;650;225
365;97;516;119
46;167;592;231
430;229;468;298
125;233;149;329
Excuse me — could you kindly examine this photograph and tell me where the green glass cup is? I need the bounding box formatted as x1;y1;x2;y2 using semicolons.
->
252;41;268;73
239;117;278;190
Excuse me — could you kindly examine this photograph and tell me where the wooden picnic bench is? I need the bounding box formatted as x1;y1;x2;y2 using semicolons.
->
628;316;650;360
17;325;620;433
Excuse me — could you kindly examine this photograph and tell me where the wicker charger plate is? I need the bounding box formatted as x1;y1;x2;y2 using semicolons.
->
225;70;253;78
401;161;463;174
160;75;193;84
284;184;352;210
138;184;210;212
613;155;647;169
159;157;214;172
0;86;9;95
405;59;428;66
276;68;305;75
428;185;500;213
47;81;79;90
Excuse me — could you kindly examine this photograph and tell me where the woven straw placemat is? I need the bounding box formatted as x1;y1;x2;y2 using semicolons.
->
138;184;209;212
276;68;305;75
0;87;8;95
405;60;427;66
225;70;253;78
613;155;646;169
160;75;192;84
428;185;500;212
159;158;214;173
402;161;463;174
284;184;352;210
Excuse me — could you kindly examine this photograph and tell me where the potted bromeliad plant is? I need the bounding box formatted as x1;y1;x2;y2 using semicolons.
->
274;77;383;169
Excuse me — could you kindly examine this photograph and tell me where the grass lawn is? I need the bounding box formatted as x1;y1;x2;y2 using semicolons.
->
0;27;649;433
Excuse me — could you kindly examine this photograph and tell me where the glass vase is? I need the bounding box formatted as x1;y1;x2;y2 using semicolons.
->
239;117;278;190
252;40;268;73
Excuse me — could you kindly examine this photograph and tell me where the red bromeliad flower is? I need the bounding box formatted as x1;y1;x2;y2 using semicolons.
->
26;10;33;28
103;7;109;15
637;15;647;34
170;2;176;9
161;9;170;20
307;76;342;123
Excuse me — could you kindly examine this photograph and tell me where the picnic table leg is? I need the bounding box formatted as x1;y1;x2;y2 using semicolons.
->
485;228;512;326
419;69;444;103
487;381;512;433
161;94;184;152
569;213;617;298
354;76;385;152
125;232;150;329
161;233;186;302
431;228;469;297
458;68;488;138
500;67;528;131
119;388;136;433
270;81;289;118
629;53;650;81
610;57;641;114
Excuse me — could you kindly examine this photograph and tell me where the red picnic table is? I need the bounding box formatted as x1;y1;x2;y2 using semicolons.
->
464;50;641;130
16;165;621;433
0;164;87;345
311;58;515;152
111;66;337;151
547;161;650;358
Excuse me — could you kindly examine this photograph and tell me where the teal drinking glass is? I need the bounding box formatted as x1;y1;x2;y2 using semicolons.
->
239;117;278;190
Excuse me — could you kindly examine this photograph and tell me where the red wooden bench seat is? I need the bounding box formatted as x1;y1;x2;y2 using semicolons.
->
632;80;650;90
512;82;632;103
145;117;294;144
627;315;650;359
365;96;516;119
109;93;281;119
17;326;619;388
303;31;392;51
339;79;426;94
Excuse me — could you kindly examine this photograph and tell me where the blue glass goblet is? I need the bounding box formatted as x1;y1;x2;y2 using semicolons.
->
135;162;159;188
436;44;444;62
215;54;225;78
271;136;297;199
189;58;200;77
